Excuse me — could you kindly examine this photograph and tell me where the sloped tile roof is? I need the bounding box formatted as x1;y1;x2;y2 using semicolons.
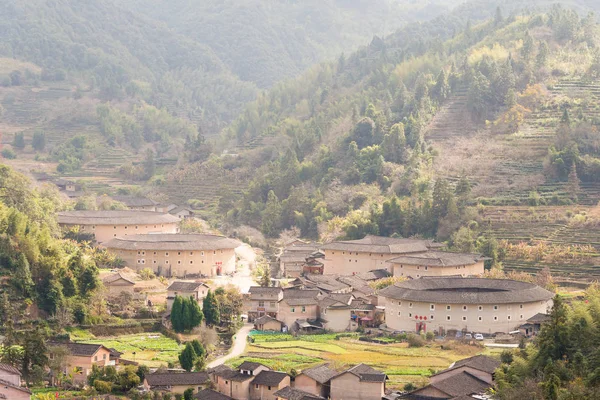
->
321;235;439;254
105;234;240;251
58;210;179;225
0;363;21;376
387;251;487;267
194;389;233;400
299;364;338;384
145;372;209;387
379;277;554;304
252;370;288;386
102;272;135;285
238;361;267;372
450;355;501;374
273;386;326;400
167;281;208;292
426;371;490;397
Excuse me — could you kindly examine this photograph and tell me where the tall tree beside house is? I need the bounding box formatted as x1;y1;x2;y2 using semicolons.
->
255;263;272;287
179;342;197;372
171;296;184;332
203;290;220;326
171;296;204;333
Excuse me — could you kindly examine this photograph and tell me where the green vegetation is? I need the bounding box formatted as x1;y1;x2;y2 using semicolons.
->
178;339;206;372
170;295;203;333
234;332;486;389
495;287;600;399
83;333;183;368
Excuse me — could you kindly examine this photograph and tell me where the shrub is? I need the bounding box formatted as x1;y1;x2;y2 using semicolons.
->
407;334;426;348
500;350;514;364
404;382;417;391
426;331;435;341
94;379;113;393
1;148;16;159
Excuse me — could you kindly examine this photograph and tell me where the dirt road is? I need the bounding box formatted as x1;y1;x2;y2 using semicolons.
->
207;323;254;368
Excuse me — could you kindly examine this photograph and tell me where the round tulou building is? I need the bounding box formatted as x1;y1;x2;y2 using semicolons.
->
378;277;554;335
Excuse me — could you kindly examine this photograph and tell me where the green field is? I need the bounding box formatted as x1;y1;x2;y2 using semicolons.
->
229;333;489;389
79;333;183;368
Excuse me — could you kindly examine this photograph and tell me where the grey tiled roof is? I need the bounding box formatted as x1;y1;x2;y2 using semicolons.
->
58;210;179;225
102;272;135;285
273;386;325;400
299;364;338;384
145;371;209;387
321;235;439;254
167;281;208;292
237;361;267;372
111;196;157;207
450;355;501;374
0;363;20;376
379;277;554;304
60;342;106;357
194;389;233;400
426;371;490;397
344;363;387;382
252;370;288;386
386;251;487;267
527;313;551;323
105;234;241;251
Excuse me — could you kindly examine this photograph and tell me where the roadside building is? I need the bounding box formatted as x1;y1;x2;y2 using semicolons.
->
169;205;194;220
329;364;387;400
57;210;180;244
213;362;271;400
519;313;551;337
293;364;337;398
166;281;209;311
253;315;284;332
250;370;290;400
277;289;321;329
0;363;30;400
247;287;283;322
143;371;210;395
386;251;486;278
104;234;240;277
321;235;442;275
51;343;117;384
379;277;554;335
102;272;136;297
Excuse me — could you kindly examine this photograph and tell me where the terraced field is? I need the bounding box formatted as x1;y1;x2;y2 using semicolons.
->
227;332;486;389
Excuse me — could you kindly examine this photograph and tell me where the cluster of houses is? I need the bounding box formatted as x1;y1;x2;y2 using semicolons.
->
397;354;500;399
141;360;387;400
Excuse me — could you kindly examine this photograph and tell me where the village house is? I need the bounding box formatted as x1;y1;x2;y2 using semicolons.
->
321;235;443;275
104;234;240;277
379;277;554;335
401;354;500;399
403;371;491;399
143;371;210;395
247;287;283;322
102;272;136;297
278;241;322;278
57;210;180;244
293;364;337;398
250;370;290;400
386;251;487;278
212;362;271;400
277;289;321;330
50;343;118;384
319;294;380;332
430;355;500;385
195;388;234;399
166;281;210;311
169;205;195;219
329;364;387;400
519;312;551;337
253;315;284;332
0;363;31;400
274;386;326;400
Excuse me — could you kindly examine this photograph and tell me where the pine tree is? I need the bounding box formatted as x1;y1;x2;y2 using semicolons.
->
432;69;450;102
170;296;184;333
13;253;34;297
12;132;25;149
261;190;282;237
494;6;504;26
178;343;197;372
202;290;220;326
382;123;406;163
32;131;46;151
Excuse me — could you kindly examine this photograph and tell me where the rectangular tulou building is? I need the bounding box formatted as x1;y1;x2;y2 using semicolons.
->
58;210;180;244
104;234;241;277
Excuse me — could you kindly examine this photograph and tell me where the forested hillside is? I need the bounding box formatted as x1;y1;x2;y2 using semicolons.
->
160;4;600;280
120;0;465;88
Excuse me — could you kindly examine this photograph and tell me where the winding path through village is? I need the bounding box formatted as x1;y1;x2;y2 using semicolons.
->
207;323;254;368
